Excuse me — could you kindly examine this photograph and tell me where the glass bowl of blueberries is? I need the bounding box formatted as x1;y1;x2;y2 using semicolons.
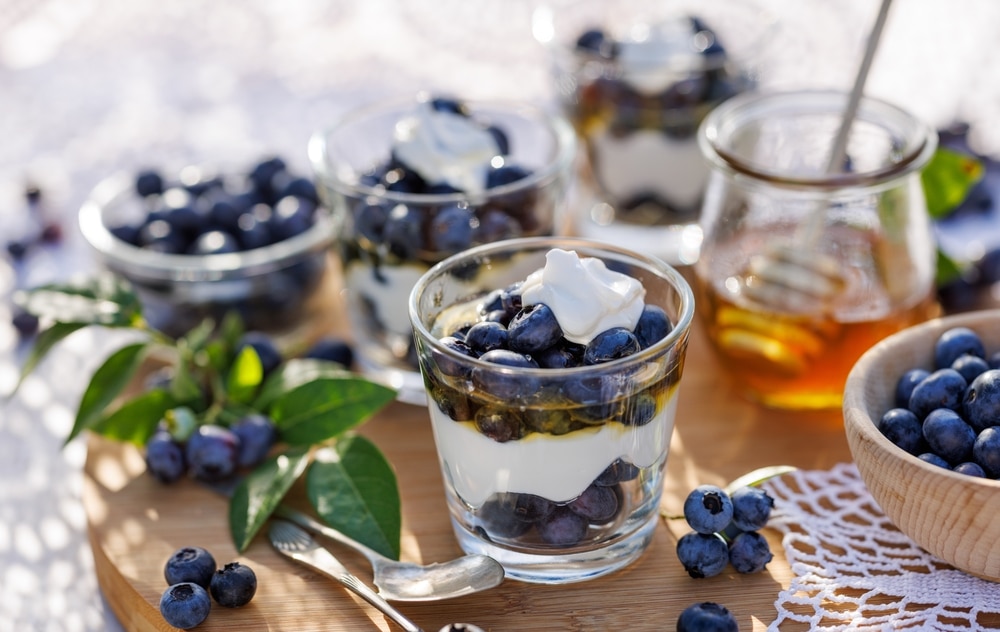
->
309;93;576;403
844;309;1000;582
78;157;336;338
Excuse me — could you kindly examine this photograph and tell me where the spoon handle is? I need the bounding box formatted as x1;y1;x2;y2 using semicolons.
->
274;503;386;565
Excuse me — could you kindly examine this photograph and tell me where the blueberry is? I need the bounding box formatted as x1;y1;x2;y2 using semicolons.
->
728;530;772;574
877;408;924;455
136;169;165;197
230;414;278;468
475;209;521;243
533;345;580;369
934;326;986;369
974;426;1000;477
478;493;551;539
164;546;217;588
498;282;523;317
209;562;257;608
185;425;241;482
249;156;288;202
165;203;207;237
485;125;510;155
729;486;774;532
472;349;539;400
428;96;469;116
187;230;240;255
922;408;976;464
138;218;188;254
619;390;657;426
952;354;990;383
474;406;523;442
109;223;142;246
433;335;479;378
507;304;563;354
382;203;425;259
353;199;390;243
12;309;40;339
304;337;354;367
683;485;734;535
145;430;187;483
486;164;532;190
677;602;738;632
990;351;1000;371
908;369;967;419
918;452;951;469
633;305;672;349
159;582;212;629
963;369;1000;432
954;461;986;477
595;459;640;486
233;211;274;250
428;204;475;254
895;368;930;408
236;332;282;376
270;195;315;241
464;321;508;355
569;483;619;524
676;532;729;578
536;506;588;546
584;327;641;364
278;176;319;205
563;375;619;422
208;197;247;233
574;28;617;59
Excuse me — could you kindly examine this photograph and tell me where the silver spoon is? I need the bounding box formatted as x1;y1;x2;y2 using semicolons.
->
270;519;426;632
273;504;505;602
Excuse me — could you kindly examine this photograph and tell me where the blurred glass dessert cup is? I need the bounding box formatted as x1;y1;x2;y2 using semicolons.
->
409;237;694;583
533;0;776;265
310;94;576;404
694;90;941;410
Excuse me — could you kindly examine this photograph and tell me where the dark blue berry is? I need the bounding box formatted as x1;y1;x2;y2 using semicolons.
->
574;28;617;59
270;196;315;241
159;583;212;629
185;425;241;482
12;309;40;338
633;305;672;349
954;461;986;477
507;304;563;354
934;326;986;369
877;408;923;455
209;562;257;608
619;391;656;426
922;408;975;464
304;337;354;367
478;495;533;539
472;349;539;399
187;230;240;255
353;199;389;243
908;368;967;419
728;530;772;574
429;96;468;116
918;452;951;469
138;219;188;254
233;212;274;250
249;156;287;201
729;486;774;532
974;427;1000;477
676;532;729;578
677;602;738;632
533;345;580;369
963;369;1000;433
278;176;319;205
536;506;588;546
595;459;640;486
109;223;142;246
382;204;425;259
428;204;475;254
136;169;165;197
474;209;521;243
145;430;187;483
569;483;619;524
230;414;277;468
952;354;990;383
464;321;508;354
486;164;532;190
474;406;523;442
498;283;523;316
485;125;510;155
236;332;282;376
584;327;641;364
895;368;930;408
683;485;733;534
164;546;217;588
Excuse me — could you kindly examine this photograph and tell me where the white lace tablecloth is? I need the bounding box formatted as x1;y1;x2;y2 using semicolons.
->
2;1;1000;629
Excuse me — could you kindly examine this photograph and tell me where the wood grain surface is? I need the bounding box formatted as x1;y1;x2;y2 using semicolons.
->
83;279;853;632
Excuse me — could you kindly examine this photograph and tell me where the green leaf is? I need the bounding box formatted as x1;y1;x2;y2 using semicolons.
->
12;322;89;394
307;437;401;560
226;345;263;404
66;342;151;445
921;146;984;219
936;249;966;287
17;276;144;327
267;376;397;446
229;446;311;553
253;358;356;411
92;388;178;445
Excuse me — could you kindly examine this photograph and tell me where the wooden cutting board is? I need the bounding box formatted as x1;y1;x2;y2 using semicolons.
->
83;308;852;631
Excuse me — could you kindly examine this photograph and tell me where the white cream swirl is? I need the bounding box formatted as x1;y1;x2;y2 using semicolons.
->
391;101;499;195
520;248;645;345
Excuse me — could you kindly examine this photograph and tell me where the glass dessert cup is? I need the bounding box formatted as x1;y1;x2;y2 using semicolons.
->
409;237;695;584
532;0;776;265
310;96;576;404
694;90;941;410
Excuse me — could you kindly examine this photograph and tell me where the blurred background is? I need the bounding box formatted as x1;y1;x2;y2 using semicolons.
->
1;1;998;629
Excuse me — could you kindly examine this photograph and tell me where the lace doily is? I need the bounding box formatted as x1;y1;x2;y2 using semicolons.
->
764;463;1000;631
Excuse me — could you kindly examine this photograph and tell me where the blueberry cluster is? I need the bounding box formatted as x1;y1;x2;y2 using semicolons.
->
879;326;1000;477
159;546;257;629
677;601;739;632
110;156;320;256
427;280;675;440
675;484;774;578
144;332;353;484
475;458;638;547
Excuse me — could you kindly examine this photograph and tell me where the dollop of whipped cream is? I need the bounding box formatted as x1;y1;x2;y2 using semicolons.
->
521;248;645;345
392;101;499;195
617;18;707;95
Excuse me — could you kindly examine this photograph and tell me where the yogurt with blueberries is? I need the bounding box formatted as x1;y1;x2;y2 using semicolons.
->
418;248;683;555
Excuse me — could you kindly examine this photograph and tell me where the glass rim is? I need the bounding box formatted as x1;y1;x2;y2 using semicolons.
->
697;89;938;190
307;95;578;206
408;236;696;377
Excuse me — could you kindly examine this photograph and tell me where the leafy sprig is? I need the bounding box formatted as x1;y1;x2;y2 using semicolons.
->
13;278;399;556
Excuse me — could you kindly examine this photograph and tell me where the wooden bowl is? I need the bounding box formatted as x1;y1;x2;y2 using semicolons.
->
844;309;1000;582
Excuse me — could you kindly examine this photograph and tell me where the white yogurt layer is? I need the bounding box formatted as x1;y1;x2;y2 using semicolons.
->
392;101;499;195
345;260;427;337
520;248;645;344
429;394;677;506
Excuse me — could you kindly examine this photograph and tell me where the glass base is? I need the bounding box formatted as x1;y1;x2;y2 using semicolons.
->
449;512;658;584
576;204;703;267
